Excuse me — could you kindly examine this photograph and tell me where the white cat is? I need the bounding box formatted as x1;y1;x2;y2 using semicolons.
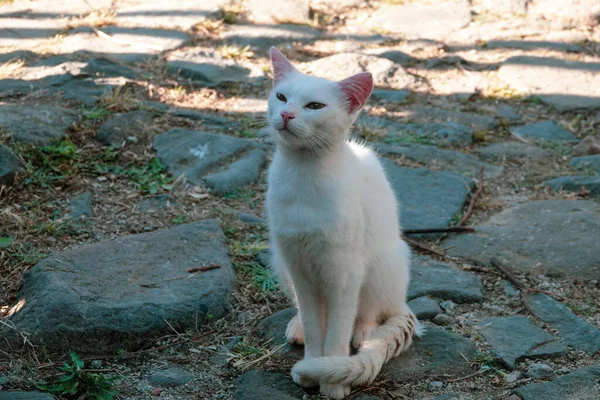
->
265;47;422;400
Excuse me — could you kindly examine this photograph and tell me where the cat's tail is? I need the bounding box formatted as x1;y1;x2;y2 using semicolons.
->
291;312;423;387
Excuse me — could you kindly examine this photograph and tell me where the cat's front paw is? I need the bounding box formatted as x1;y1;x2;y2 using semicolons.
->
286;312;304;345
292;370;317;388
319;383;351;399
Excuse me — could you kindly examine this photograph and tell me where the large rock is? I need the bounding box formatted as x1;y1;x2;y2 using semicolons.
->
360;0;471;40
258;308;303;359
234;371;302;400
115;0;227;29
476;142;555;162
477;316;567;369
570;155;600;172
381;159;474;230
546;175;600;196
69;191;93;220
526;293;600;354
0;144;21;186
408;296;442;320
573;134;600;156
514;364;600;400
472;0;527;14
153;129;266;194
410;107;499;130
247;0;310;24
0;105;77;145
0;0;112;17
511;121;579;143
528;0;600;26
0;18;64;49
96;110;155;146
445;200;600;277
0;392;54;400
299;53;417;89
382;324;478;382
408;257;484;303
220;24;321;49
498;56;600;111
0;221;235;353
376;143;503;178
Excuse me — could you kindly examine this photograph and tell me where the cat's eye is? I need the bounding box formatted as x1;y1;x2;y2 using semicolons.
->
276;92;287;102
305;102;326;110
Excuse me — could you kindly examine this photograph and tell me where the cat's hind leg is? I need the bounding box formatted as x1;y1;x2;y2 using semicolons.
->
286;311;304;345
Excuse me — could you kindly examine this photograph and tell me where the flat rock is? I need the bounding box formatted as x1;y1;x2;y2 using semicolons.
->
220;24;321;49
369;50;413;66
0;221;235;353
526;293;600;354
69;192;93;220
148;366;193;387
514;364;600;400
381;159;474;230
234;370;302;400
526;363;555;380
0;0;112;17
0;18;64;49
382;324;478;382
153;129;265;194
476;142;555;162
408;296;442;320
58;26;190;62
477;316;567;369
115;0;227;29
511;121;579;143
528;0;600;26
138;194;179;213
361;0;471;40
498;56;600;111
376;143;503;178
573;134;600;156
167;52;265;87
570;155;600;172
408;257;484;303
472;0;527;14
96;110;154;147
0;392;54;400
496;105;521;123
445;200;600;277
546;175;600;196
247;0;310;24
258;308;303;359
299;53;417;89
0;105;77;145
410;107;499;130
485;39;582;52
0;144;21;186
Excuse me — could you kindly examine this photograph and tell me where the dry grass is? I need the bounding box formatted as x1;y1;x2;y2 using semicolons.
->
62;8;116;29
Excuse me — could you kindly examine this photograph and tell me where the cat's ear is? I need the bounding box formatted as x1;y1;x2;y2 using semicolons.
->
338;72;374;113
270;47;297;85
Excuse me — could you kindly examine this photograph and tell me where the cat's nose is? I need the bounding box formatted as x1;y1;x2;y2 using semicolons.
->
280;111;295;128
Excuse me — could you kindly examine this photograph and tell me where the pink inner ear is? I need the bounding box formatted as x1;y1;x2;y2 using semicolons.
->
338;72;374;113
270;47;296;85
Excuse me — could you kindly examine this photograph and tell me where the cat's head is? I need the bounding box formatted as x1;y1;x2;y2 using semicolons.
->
267;47;373;152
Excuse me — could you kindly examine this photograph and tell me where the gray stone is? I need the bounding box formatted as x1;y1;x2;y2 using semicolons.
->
546;175;600;196
433;314;455;326
374;50;413;66
0;18;64;49
234;370;301;400
238;212;265;224
526;293;600;354
362;0;471;40
573;135;600;156
498;56;600;111
408;257;484;303
477;316;568;369
96;111;154;147
428;381;444;391
0;221;234;353
476;142;555;162
504;281;520;298
153;129;265;194
515;364;600;400
445;200;600;277
148;366;193;387
167;52;265;86
258;308;303;359
425;55;467;70
411;107;499;130
139;194;178;213
408;296;442;320
210;336;241;367
375;143;503;178
220;24;321;49
170;109;238;129
90;360;102;369
204;148;266;195
0;392;54;400
115;0;227;29
506;371;522;383
300;53;417;89
511;121;579;143
496;105;521;123
382;324;478;382
61;78;120;107
372;89;411;104
570;155;600;172
382;159;473;230
526;363;555;380
256;250;271;268
70;192;93;220
0;144;21;186
439;300;457;313
0;105;77;145
485;40;582;52
528;0;600;25
472;0;527;15
247;0;310;24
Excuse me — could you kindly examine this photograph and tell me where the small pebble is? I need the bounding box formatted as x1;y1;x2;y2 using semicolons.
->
558;367;571;375
432;314;455;326
505;371;521;383
90;360;103;369
427;380;443;391
526;363;555;379
439;300;456;313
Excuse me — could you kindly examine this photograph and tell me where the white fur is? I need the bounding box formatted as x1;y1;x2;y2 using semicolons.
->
265;48;421;399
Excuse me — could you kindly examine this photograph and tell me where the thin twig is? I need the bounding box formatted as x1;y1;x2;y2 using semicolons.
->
458;166;485;226
92;27;165;51
404;237;445;257
446;369;484;383
187;265;221;273
404;226;475;235
490;258;524;290
462;265;504;277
